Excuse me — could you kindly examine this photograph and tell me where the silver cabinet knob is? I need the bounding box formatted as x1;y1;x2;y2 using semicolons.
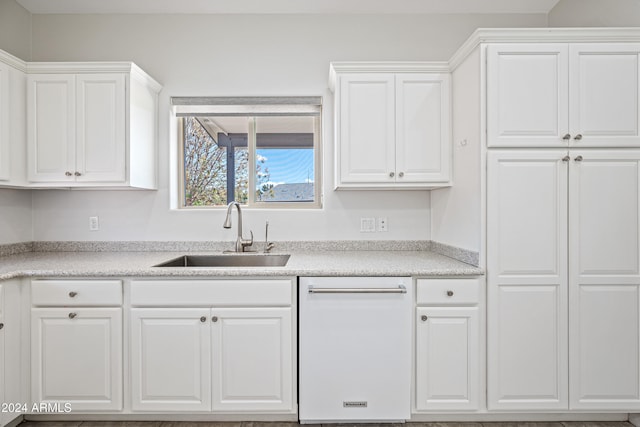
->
575;155;584;162
574;134;583;141
211;316;219;322
446;290;454;297
398;172;404;178
421;315;428;322
68;313;77;319
68;291;77;298
200;316;206;323
389;172;395;178
562;155;570;162
65;171;72;177
0;323;4;330
562;133;571;140
74;171;82;176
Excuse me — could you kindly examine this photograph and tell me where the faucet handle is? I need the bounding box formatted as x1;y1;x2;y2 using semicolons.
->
241;230;254;251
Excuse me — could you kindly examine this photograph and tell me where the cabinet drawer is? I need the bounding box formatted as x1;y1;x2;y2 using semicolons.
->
416;278;480;305
32;280;123;306
130;279;294;306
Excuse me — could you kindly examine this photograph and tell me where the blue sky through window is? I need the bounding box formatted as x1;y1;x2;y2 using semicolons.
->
257;148;314;186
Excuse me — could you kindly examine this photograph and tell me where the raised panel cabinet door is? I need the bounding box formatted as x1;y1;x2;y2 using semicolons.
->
487;44;569;148
569;44;640;147
76;74;126;182
130;308;212;411
27;74;76;182
0;61;9;181
211;307;293;412
0;284;4;426
569;150;640;409
487;150;569;410
415;307;478;411
395;73;450;183
338;73;395;185
31;308;122;411
2;281;23;426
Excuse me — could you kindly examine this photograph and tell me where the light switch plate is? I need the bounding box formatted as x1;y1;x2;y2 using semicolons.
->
360;217;376;233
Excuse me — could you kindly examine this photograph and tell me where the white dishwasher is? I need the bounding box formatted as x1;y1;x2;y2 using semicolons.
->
299;276;412;423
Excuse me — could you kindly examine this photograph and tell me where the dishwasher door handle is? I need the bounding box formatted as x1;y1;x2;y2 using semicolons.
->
308;285;407;294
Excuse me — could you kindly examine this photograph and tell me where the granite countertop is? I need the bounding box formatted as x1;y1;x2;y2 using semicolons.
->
0;249;483;281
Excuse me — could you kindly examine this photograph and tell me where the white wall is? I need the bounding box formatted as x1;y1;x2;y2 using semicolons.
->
431;48;482;253
0;190;32;244
29;13;545;242
0;0;31;60
0;0;32;244
549;0;640;27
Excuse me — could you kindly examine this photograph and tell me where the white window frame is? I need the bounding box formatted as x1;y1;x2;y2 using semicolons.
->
172;97;323;209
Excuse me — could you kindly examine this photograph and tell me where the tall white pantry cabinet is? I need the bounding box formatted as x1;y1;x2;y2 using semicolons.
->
445;30;640;412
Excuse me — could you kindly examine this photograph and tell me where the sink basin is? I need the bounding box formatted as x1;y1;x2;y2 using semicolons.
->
154;254;290;268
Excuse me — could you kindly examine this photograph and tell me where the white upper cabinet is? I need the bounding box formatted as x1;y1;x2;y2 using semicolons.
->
76;74;126;182
0;51;27;187
488;43;640;148
487;44;569;147
27;63;161;188
0;61;9;181
337;73;396;185
330;63;451;189
569;44;640;147
27;74;76;182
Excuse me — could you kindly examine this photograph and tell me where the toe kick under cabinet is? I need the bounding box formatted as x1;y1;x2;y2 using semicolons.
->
128;278;296;413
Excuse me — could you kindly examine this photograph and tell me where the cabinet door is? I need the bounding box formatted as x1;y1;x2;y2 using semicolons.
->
31;308;122;411
0;284;4;426
569;44;640;147
569;150;640;409
487;44;569;147
0;61;9;181
338;73;395;185
27;74;76;182
211;307;293;412
2;281;22;426
396;74;450;183
130;308;211;411
415;307;478;411
76;74;126;182
487;150;569;410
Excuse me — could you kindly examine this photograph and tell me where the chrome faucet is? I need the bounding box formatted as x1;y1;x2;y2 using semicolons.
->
223;201;253;252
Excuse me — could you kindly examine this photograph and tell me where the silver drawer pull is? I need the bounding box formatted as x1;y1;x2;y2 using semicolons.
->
69;291;78;298
308;285;406;294
68;313;77;319
447;290;454;297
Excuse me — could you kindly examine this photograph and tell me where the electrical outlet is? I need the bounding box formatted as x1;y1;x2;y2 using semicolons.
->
360;217;376;233
89;216;100;231
378;217;388;232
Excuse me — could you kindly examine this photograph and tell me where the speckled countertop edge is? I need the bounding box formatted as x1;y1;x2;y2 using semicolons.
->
0;240;483;281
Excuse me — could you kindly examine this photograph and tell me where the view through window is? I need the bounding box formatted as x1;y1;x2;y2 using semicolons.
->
175;97;321;208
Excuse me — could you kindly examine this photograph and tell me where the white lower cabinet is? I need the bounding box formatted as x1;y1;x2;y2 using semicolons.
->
31;308;123;411
129;278;296;414
212;308;292;412
30;280;123;412
130;309;212;411
415;278;480;412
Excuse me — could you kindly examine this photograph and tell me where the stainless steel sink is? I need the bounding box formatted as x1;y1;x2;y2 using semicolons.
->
154;254;290;268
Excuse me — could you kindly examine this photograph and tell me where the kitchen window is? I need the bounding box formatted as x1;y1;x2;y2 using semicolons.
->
173;97;322;208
